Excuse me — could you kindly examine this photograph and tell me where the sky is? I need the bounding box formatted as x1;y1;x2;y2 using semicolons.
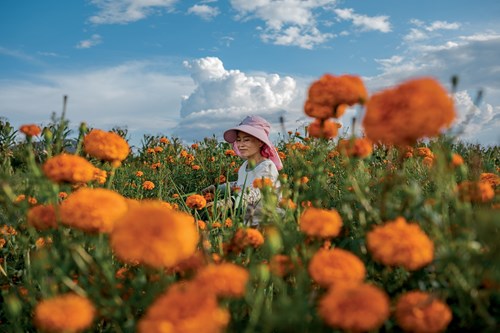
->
1;0;499;149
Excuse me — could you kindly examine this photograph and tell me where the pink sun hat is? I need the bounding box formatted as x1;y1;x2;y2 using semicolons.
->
223;115;283;170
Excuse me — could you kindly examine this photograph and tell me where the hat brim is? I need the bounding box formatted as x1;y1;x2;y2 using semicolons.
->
223;125;270;147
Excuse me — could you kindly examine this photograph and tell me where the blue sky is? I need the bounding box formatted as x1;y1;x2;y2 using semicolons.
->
1;0;499;148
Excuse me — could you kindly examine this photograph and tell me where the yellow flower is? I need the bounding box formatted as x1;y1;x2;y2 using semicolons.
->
366;217;434;271
363;77;456;146
186;194;206;210
33;293;95;333
27;204;58;231
137;281;230;333
43;154;95;184
395;291;452;333
194;263;249;298
299;207;343;238
110;202;198;268
318;282;390;332
60;188;128;233
308;248;366;288
83;129;129;162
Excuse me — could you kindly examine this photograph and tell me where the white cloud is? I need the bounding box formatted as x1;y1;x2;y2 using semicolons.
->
88;0;177;25
334;8;391;33
425;20;460;32
187;4;219;21
403;19;461;42
0;61;194;148
230;0;336;49
76;34;102;49
176;57;299;141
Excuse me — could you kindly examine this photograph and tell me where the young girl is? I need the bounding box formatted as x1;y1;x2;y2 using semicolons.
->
204;115;283;227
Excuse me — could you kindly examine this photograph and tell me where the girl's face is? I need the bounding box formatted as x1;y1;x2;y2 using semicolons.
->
235;132;263;160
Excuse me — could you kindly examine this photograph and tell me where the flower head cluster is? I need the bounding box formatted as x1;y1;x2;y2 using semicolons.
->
252;177;274;189
83;129;129;162
395;291;452;333
363;77;456;146
308;248;366;288
299;207;343;238
142;180;155;190
337;138;373;158
194;263;249;298
457;180;494;203
27;204;58;230
318;282;390;332
43;154;95;184
60;188;128;233
305;74;368;119
186;194;207;210
225;228;265;254
366;217;434;270
307;118;341;139
480;172;500;188
137;281;230;333
110;202;198;268
19;124;41;137
33;293;95;333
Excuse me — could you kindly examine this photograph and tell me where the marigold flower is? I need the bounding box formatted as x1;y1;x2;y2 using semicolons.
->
110;202;198;268
27;204;58;230
19;124;41;137
225;149;236;156
252;177;274;189
186;194;207;210
299;207;343;238
305;74;367;119
60;188;128;233
269;254;295;277
192;164;201;170
480;172;500;188
279;198;297;210
92;168;107;184
366;217;434;270
142;180;155;190
197;220;207;230
33;293;95;333
1;225;17;236
154;146;163;153
194;263;249;298
83;129;129;162
318;282;390;332
422;156;434;167
137;281;230;333
337;138;373;158
308;248;366;288
159;137;170;144
227;228;264;253
307;118;340;139
457;180;494;203
451;153;464;167
416;147;434;158
136;171;144;177
363;77;456;146
395;291;452;333
224;218;233;227
43;154;95;184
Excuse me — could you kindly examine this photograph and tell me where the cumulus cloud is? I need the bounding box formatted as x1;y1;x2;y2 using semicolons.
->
187;4;219;21
230;0;336;49
175;57;300;141
368;33;500;146
334;8;391;33
88;0;177;25
0;61;194;148
404;19;461;42
76;34;102;49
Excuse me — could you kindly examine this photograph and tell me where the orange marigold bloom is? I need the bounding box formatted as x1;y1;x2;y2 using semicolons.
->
92;168;107;184
252;177;274;189
279;198;297;210
19;124;42;137
33;293;95;333
308;248;366;288
366;217;434;271
192;164;201;170
307;118;340;139
142;180;155;190
480;172;500;188
159;137;170;144
136;171;144;177
137;282;229;333
224;218;233;227
197;220;207;230
227;228;264;253
27;204;58;231
110;202;198;268
194;263;249;298
43;154;95;184
83;129;129;162
451;153;464;167
457;180;494;203
416;147;434;158
60;188;128;233
224;149;236;156
154;146;163;153
218;175;226;184
305;74;367;119
363;77;456;146
186;194;206;210
337;138;373;158
318;282;390;332
269;254;295;277
395;291;452;333
299;207;343;238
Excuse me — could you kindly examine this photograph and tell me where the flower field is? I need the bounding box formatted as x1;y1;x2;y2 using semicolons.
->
0;76;499;332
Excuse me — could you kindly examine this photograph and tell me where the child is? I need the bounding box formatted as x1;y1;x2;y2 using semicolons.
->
203;115;283;227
